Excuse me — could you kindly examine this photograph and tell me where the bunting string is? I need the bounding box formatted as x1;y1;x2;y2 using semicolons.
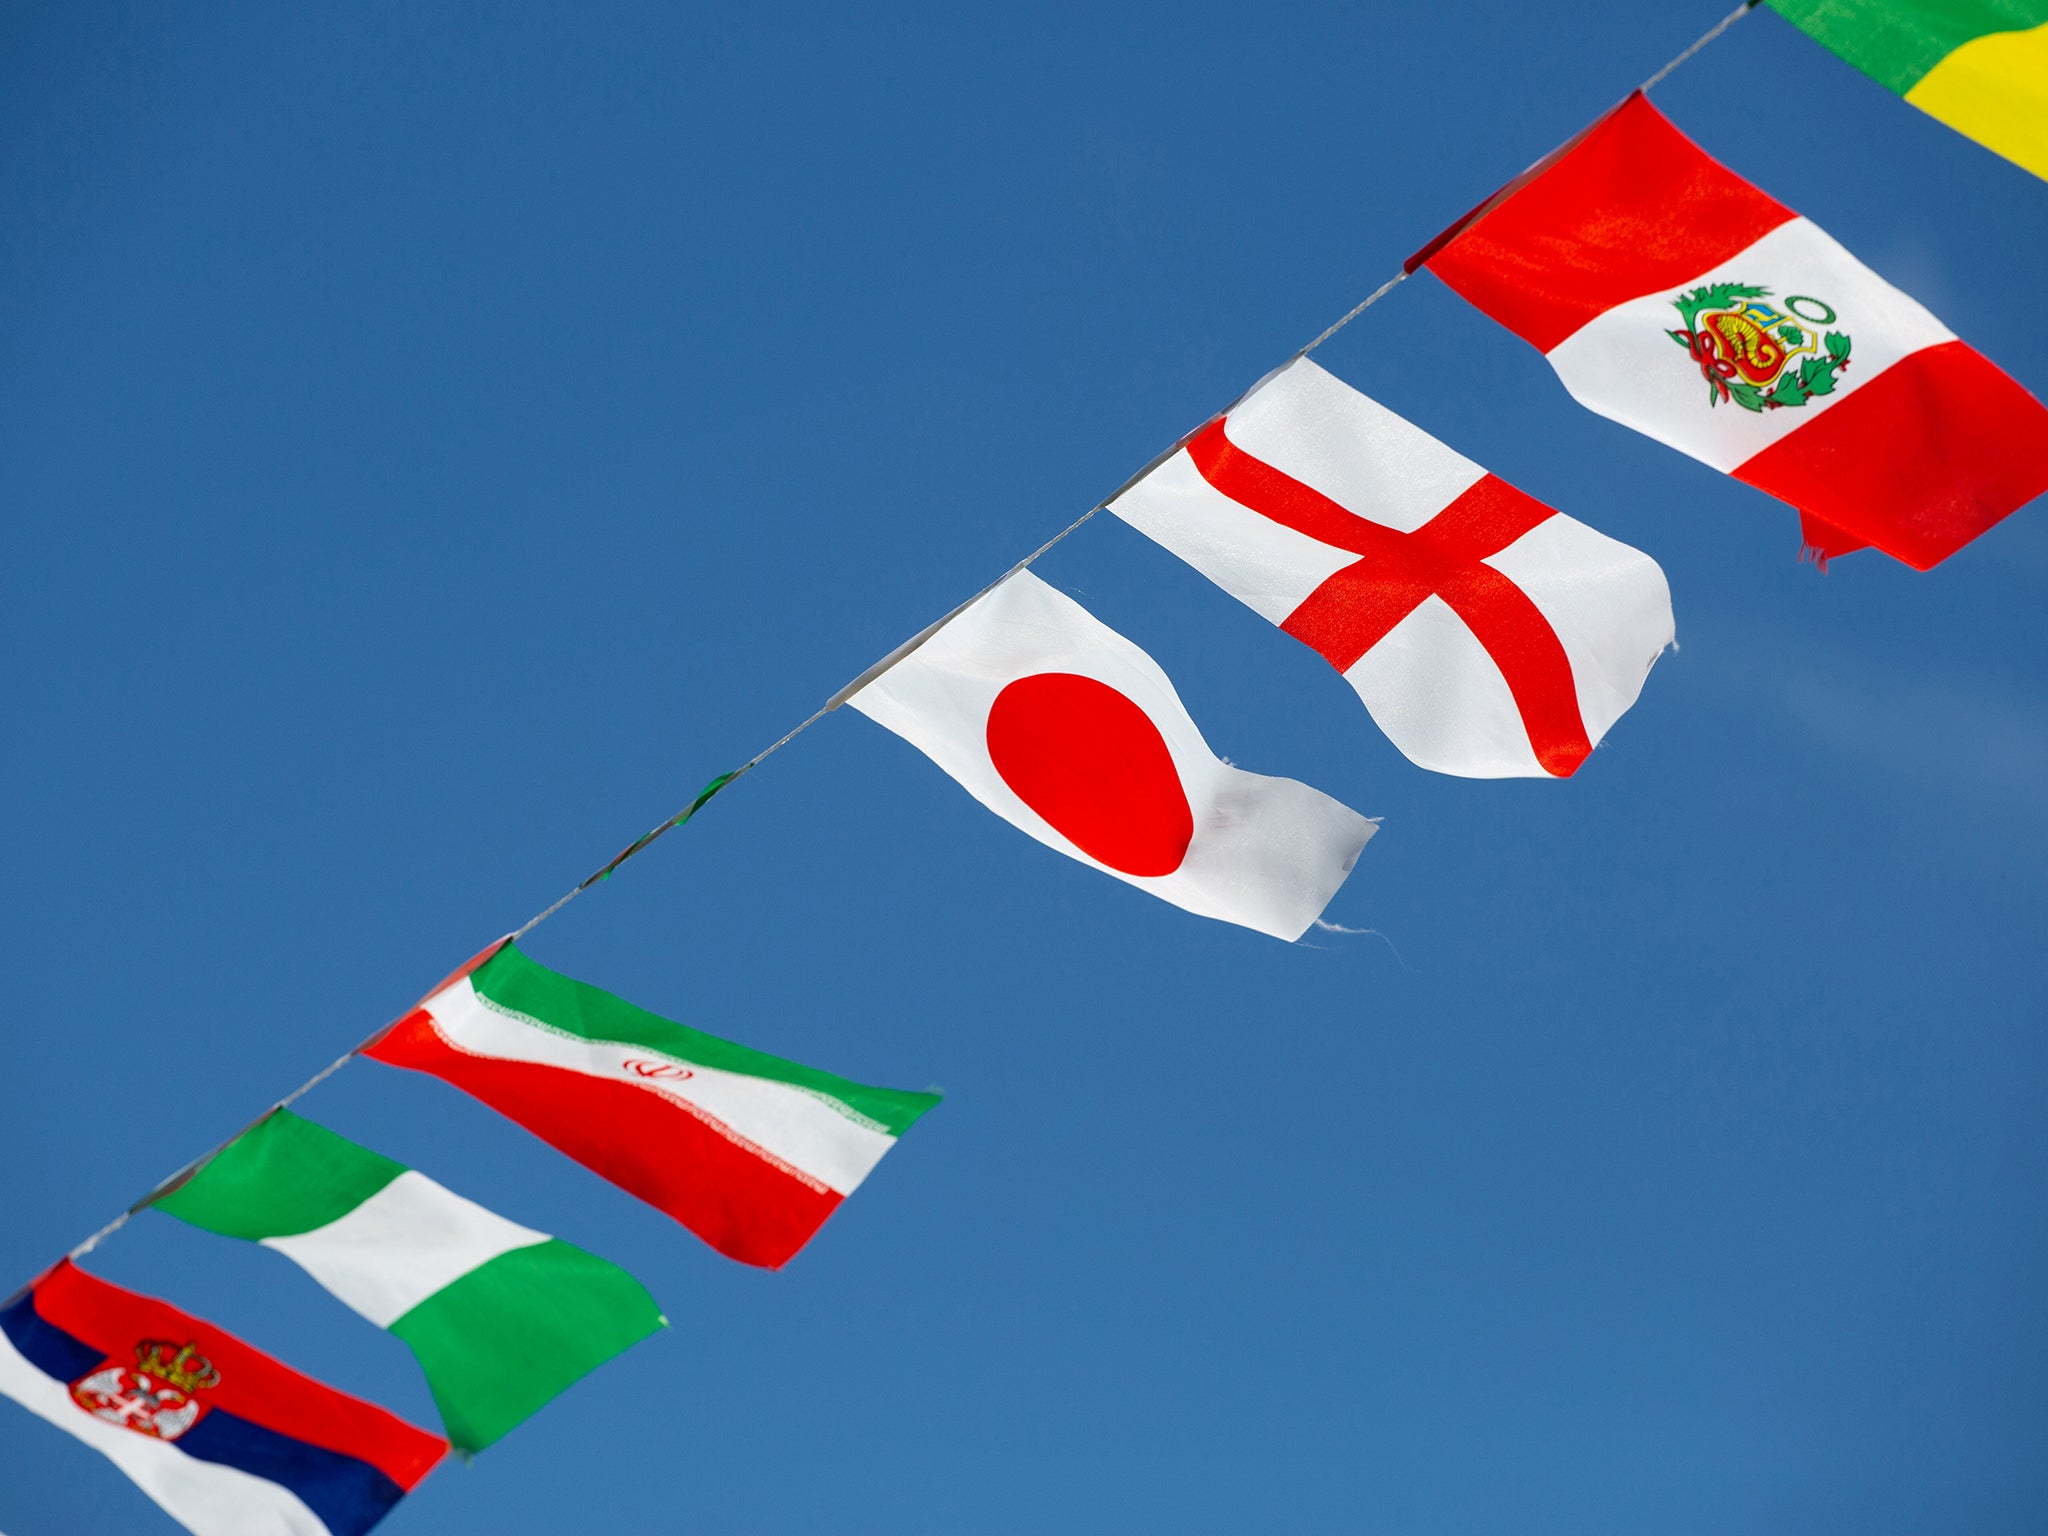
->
51;0;1757;1278
487;1;1767;917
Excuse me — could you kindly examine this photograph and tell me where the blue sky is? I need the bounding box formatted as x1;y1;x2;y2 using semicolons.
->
4;2;2046;1530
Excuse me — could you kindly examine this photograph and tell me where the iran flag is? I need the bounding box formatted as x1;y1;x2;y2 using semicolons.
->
1414;92;2048;569
367;940;939;1271
845;569;1376;940
1109;357;1673;779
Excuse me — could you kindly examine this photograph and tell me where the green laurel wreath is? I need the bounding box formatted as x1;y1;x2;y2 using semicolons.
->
1667;282;1852;412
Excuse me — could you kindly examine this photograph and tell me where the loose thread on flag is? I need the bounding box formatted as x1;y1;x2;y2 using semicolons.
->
45;0;1754;1285
472;0;1768;947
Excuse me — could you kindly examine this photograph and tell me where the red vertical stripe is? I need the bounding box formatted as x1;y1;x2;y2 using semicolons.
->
1421;93;1793;353
1733;339;2048;570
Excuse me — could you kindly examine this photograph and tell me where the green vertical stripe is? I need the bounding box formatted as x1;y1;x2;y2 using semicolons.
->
1768;0;2048;92
469;942;941;1138
153;1110;404;1238
387;1238;665;1451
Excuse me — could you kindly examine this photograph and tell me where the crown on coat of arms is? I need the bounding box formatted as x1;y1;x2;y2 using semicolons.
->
134;1340;221;1394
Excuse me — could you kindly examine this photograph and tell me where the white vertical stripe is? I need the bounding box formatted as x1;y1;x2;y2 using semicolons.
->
1545;216;1955;473
0;1326;333;1536
264;1172;549;1329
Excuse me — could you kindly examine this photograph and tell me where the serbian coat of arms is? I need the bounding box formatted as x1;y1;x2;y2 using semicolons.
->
1667;283;1853;411
70;1339;221;1442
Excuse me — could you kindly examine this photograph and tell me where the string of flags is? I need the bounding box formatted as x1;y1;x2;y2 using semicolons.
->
7;2;2046;1530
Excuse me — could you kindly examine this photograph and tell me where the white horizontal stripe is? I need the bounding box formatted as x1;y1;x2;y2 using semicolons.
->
846;570;1374;940
426;979;897;1197
265;1172;548;1329
1546;216;1955;473
0;1326;333;1536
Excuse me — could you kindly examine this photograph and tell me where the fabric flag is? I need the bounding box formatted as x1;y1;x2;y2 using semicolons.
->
845;569;1376;939
149;1110;662;1452
1768;0;2048;182
365;941;939;1270
0;1259;444;1536
1413;91;2048;569
1108;357;1673;779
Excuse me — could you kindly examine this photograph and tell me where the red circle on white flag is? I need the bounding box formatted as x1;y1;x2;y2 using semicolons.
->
985;672;1194;877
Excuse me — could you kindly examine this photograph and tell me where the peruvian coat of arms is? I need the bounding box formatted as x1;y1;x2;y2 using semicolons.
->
70;1339;221;1442
1667;284;1852;411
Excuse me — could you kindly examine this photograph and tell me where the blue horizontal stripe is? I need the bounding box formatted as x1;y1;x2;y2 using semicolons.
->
0;1289;105;1381
179;1410;407;1536
0;1288;407;1536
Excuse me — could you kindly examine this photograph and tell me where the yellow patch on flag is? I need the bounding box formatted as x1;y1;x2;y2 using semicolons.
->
1905;20;2048;181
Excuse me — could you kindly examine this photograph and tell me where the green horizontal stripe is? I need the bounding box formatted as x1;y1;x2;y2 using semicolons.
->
1769;0;2048;92
471;943;941;1137
388;1238;664;1451
153;1110;404;1238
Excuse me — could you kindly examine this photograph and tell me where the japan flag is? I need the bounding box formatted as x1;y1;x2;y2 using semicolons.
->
846;570;1376;941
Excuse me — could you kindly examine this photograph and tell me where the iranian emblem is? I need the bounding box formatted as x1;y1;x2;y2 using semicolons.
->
1667;284;1852;411
70;1339;221;1442
623;1057;693;1082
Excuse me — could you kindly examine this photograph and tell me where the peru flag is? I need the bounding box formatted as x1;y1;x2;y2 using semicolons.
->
0;1260;445;1536
846;569;1376;940
1109;357;1673;779
1413;92;2048;569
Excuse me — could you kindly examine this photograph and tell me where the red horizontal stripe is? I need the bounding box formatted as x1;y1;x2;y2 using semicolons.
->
1734;340;2048;570
365;1011;842;1269
34;1261;446;1490
1424;94;1793;353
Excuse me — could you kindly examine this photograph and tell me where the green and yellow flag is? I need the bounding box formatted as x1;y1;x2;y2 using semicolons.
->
1768;1;2048;180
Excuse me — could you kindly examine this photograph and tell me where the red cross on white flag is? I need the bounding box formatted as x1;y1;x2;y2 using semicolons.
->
1109;358;1674;779
845;570;1376;941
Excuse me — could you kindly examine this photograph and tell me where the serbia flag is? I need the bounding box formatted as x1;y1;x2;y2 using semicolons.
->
0;1259;446;1535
